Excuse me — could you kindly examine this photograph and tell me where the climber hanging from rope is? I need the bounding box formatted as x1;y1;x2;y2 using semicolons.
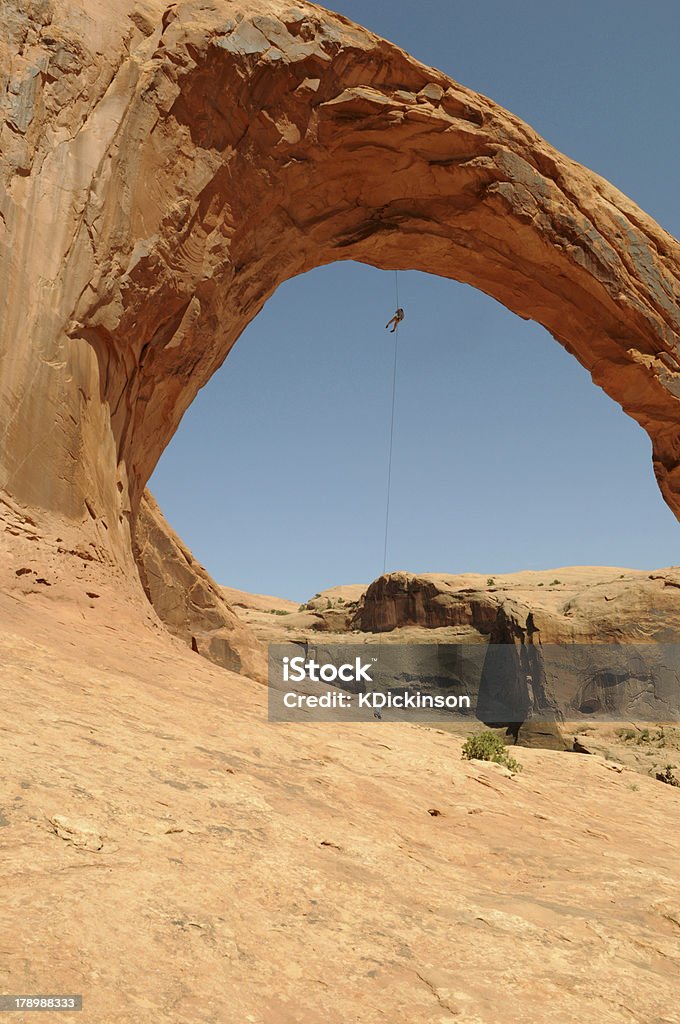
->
381;270;402;588
385;307;405;333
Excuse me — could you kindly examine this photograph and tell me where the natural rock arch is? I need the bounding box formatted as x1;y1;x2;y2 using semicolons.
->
2;0;680;659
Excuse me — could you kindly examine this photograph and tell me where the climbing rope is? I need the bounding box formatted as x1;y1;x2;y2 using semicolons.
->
382;270;401;575
371;271;403;714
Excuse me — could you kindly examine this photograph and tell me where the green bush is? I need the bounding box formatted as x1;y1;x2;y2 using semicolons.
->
461;730;522;773
617;728;637;741
618;726;666;746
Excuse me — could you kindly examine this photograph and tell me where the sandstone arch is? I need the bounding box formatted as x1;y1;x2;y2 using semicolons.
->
2;0;680;660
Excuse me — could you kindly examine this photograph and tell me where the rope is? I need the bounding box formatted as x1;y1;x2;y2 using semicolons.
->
369;270;402;709
382;270;400;575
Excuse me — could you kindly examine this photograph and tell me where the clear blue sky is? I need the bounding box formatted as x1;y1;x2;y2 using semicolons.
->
149;0;680;602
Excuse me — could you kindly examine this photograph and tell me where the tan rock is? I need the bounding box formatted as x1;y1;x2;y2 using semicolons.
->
355;567;680;643
49;815;104;852
221;586;299;615
0;594;677;1022
134;492;266;679
467;757;517;778
251;567;680;729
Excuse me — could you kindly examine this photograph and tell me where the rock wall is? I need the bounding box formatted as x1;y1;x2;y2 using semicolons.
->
353;569;680;732
134;491;266;678
355;568;680;642
2;0;680;653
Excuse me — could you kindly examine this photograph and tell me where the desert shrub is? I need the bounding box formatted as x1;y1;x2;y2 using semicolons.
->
617;728;637;741
462;731;522;773
618;726;666;746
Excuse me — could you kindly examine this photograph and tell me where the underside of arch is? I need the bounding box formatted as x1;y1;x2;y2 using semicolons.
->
1;0;680;667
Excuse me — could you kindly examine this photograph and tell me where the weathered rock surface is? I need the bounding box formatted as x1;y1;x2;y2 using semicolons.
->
355;567;680;642
2;0;680;652
232;565;680;645
135;492;266;678
49;814;104;852
1;592;679;1022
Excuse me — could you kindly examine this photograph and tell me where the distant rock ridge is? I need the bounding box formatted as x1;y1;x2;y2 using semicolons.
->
353;567;680;642
231;567;680;733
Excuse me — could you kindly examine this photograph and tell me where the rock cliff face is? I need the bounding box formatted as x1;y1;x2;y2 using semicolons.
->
235;568;680;736
2;0;680;653
353;569;680;728
134;492;266;678
355;568;680;643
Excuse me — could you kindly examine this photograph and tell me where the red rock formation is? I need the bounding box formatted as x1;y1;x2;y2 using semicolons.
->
351;569;680;732
2;0;680;655
134;492;266;678
355;568;680;642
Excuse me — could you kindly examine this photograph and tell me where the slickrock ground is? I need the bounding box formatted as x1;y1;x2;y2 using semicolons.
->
2;592;680;1024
